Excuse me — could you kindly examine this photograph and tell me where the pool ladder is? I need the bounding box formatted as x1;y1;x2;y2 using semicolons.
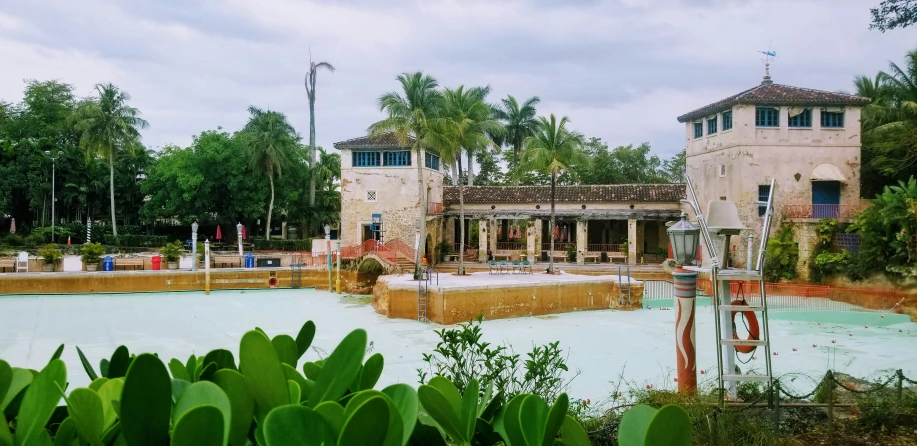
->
417;266;438;322
617;264;632;307
291;253;304;289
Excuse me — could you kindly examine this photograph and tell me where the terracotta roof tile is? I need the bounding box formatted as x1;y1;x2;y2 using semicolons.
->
676;81;871;122
333;133;415;149
443;184;685;205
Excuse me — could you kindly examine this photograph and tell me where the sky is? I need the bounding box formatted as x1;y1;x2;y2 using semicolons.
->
1;0;916;160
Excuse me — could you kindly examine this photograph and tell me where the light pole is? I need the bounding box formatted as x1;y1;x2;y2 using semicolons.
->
336;239;342;294
191;221;199;272
324;224;332;291
45;151;60;242
668;212;701;394
237;222;244;256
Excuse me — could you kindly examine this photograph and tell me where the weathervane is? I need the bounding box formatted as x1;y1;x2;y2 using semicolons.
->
758;48;777;83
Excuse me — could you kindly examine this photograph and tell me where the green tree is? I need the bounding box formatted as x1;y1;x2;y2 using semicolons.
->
847;176;917;279
473;149;504;185
520;114;589;273
71;83;149;237
870;0;917;31
242;106;300;241
304;58;335;207
432;86;503;274
492;95;539;183
368;72;442;278
574;140;670;185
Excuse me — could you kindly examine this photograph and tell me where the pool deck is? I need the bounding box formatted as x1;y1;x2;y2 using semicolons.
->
1;288;915;399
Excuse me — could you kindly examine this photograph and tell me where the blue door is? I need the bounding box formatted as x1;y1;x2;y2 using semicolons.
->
812;181;840;218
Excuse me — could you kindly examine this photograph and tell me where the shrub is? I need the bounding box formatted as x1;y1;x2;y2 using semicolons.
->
763;225;798;282
80;242;106;265
0;320;591;445
38;244;64;266
2;233;24;246
252;239;311;251
102;234;169;248
160;241;184;262
847;176;917;280
24;232;45;247
417;315;578;405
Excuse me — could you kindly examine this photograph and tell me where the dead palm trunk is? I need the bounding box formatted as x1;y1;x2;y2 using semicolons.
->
109;156;118;237
415;143;427;280
549;168;556;273
266;173;275;241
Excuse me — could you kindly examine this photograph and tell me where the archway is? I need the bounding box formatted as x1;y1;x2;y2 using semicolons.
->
355;257;386;293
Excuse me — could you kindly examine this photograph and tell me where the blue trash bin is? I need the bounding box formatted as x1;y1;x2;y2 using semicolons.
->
245;253;255;268
102;256;113;272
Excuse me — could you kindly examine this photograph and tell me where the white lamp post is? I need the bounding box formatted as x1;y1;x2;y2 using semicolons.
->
237;222;244;256
45;151;60;242
324;224;331;291
667;212;701;394
191;221;199;272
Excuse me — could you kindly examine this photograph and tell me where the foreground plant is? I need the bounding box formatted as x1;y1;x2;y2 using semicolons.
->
0;320;590;445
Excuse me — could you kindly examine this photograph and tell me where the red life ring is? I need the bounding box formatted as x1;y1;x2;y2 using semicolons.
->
731;300;760;354
268;277;278;288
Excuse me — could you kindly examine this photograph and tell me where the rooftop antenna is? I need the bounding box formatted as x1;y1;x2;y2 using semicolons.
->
758;46;777;84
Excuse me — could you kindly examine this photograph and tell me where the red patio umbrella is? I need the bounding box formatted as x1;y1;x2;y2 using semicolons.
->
9;218;15;234
554;224;559;240
241;225;247;240
215;225;222;241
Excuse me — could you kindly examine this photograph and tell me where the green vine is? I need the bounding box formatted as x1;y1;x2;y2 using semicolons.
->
810;218;849;283
763;225;799;282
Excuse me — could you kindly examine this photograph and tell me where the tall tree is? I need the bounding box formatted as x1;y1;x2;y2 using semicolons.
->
71;84;149;237
432;86;503;275
304;58;335;208
520;114;589;273
242;106;299;241
368;72;442;278
870;0;917;31
492;95;540;184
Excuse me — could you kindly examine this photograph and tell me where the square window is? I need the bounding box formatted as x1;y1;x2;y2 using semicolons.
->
722;111;733;130
383;151;411;166
755;107;779;127
707;117;717;135
718;164;726;177
821;111;844;128
758;185;771;216
788;109;812;127
425;152;440;170
693;122;703;139
353;151;381;167
366;190;377;202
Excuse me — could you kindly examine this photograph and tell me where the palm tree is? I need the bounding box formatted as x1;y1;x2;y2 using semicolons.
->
368;72;442;279
304;58;335;208
492;95;540;183
71;83;149;237
520;114;589;273
431;86;503;275
243;106;299;241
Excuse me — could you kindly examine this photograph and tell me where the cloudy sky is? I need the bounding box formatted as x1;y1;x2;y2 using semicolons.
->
2;0;915;160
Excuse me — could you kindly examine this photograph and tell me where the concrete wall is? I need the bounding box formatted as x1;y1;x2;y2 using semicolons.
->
684;104;862;265
339;148;444;248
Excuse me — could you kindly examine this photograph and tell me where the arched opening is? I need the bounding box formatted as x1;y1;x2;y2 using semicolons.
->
355;258;385;293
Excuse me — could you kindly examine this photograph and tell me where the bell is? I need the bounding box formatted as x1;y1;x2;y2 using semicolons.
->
705;201;747;236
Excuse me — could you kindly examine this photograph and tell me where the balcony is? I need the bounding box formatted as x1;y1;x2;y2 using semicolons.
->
783;204;867;221
426;201;443;215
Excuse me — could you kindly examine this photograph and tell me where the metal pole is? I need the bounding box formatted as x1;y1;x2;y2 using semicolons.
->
336;240;342;294
205;239;210;295
51;158;56;242
326;235;332;291
238;224;243;256
674;265;698;393
746;234;754;270
192;232;198;272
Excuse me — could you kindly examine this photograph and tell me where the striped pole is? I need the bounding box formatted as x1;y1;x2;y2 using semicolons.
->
673;266;698;393
86;217;92;244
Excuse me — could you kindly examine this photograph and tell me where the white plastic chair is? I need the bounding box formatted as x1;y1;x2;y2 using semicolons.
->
16;252;28;272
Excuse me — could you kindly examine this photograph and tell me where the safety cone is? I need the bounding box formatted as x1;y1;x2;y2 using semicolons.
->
67;236;71;245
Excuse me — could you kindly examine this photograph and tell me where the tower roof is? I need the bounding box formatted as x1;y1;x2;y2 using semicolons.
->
333;133;415;149
676;82;871;123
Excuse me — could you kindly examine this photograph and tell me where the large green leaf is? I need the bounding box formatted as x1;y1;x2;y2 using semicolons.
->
494;394;526;446
173;381;231;446
460;380;480;441
202;349;237;372
48;345;65;364
2;368;32;410
13;359;65;446
408;420;446;446
168;358;191;382
0;412;12;446
382;384;418;446
120;354;171;446
282;364;309;403
271;335;299;367
360;353;384;391
75;346;99;381
295;321;316;359
97;379;124;430
171;379;191;403
314;401;345;435
518;395;548;446
560;415;591;446
417;378;466;443
64;388;104;445
239;330;290;421
343;391;402;446
302;361;322;381
541;394;568;446
212;370;254;446
643;404;692;446
338;396;389;446
616;404;657;446
0;360;11;408
170;405;224;446
308;329;366;407
106;346;130;379
288;380;301;405
87;378;109;393
263;405;336;446
51;416;77;446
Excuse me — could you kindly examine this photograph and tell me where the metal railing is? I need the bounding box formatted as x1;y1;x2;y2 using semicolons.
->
496;242;523;250
783;204;867;220
586;243;623;252
643;279;674;300
541;242;574;252
695;278;905;313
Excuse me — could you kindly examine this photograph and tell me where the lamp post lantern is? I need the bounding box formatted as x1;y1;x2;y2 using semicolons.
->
237;222;244;256
45;151;60;242
667;212;701;394
191;221;199;272
324;224;332;291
